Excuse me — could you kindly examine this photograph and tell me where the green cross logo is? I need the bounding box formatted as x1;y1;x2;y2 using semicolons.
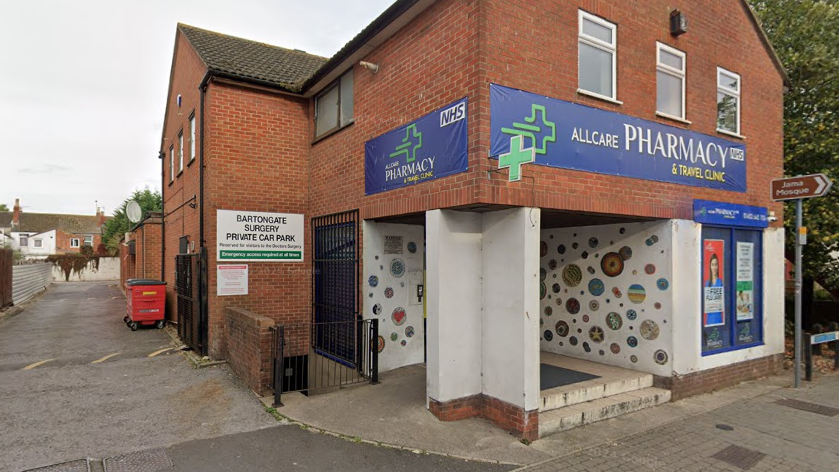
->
501;104;556;155
389;123;423;163
499;135;535;182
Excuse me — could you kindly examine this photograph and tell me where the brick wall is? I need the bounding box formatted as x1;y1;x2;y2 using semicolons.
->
202;82;312;358
655;354;784;401
223;306;275;396
54;230;102;254
429;393;539;441
161;29;205;330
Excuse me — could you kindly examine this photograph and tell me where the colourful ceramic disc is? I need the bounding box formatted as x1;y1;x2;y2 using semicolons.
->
657;278;669;290
407;242;417;253
589;326;605;343
548;259;558;271
391;307;407;326
540;282;547;300
566;298;581;314
390;332;398;342
384;287;394;299
601;252;624;277
588;237;599;248
627;336;638;347
368;275;379;287
626;309;638;320
552;283;561;294
627;284;646;304
588;278;605;296
606;312;623;330
556;320;570;337
589;300;600;311
610;343;621;354
640;320;660;340
372;303;382;316
544;306;553;316
562;264;583;287
540;241;548;257
540;268;547;281
644;264;656;275
582;314;590;323
405;326;415;337
390;259;406;278
619;246;633;260
654;350;669;365
544;330;554;341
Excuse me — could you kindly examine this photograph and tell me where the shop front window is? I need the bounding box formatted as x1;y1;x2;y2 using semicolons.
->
701;226;763;355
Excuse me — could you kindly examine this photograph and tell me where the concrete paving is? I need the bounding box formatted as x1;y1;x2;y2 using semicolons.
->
0;282;275;472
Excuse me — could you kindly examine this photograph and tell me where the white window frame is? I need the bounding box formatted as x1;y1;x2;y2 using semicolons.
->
169;145;175;183
189;114;196;162
656;42;687;121
178;131;184;173
578;10;618;103
84;235;93;246
19;236;28;247
70;238;80;248
34;239;43;248
717;67;741;136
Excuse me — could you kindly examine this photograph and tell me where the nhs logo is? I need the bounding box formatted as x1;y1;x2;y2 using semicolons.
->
440;102;466;127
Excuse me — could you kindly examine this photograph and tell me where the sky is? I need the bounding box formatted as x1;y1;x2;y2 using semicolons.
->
0;0;394;216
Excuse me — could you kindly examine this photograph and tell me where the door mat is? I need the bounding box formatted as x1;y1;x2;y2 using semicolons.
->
540;363;600;390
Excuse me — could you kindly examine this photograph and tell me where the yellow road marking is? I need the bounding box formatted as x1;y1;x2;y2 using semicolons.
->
92;352;121;364
147;348;173;358
23;359;56;370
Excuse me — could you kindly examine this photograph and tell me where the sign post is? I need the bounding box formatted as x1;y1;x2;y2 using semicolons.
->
772;174;833;388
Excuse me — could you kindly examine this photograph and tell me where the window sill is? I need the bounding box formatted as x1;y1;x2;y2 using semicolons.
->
187;157;196;167
717;129;746;140
655;112;691;125
577;89;623;105
312;120;355;145
177;170;184;178
168;180;174;187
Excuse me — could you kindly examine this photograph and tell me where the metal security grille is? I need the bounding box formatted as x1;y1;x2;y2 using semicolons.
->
175;251;205;354
312;210;360;364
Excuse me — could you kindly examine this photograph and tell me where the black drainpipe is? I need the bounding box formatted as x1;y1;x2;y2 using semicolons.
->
198;72;210;356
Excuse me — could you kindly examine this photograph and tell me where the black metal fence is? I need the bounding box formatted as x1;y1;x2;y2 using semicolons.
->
175;250;206;355
271;319;378;407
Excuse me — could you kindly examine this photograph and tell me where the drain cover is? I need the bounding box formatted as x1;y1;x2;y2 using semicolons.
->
775;398;839;417
711;445;765;470
25;459;90;472
103;449;172;472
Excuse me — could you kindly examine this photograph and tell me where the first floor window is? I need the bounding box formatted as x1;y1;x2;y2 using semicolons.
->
169;145;175;182
189;113;196;162
717;68;741;135
701;226;763;355
34;239;43;248
70;238;80;248
84;235;93;246
178;131;184;173
578;10;617;100
19;236;28;246
314;69;354;137
656;43;686;119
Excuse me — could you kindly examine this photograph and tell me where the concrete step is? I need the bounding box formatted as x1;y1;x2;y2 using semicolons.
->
538;387;671;438
540;372;653;411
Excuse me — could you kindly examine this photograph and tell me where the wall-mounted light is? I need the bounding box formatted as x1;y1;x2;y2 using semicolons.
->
360;61;380;73
670;10;688;36
768;211;778;223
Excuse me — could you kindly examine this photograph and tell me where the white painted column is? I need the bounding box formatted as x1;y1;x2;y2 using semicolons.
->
425;209;483;404
481;208;541;411
671;219;702;375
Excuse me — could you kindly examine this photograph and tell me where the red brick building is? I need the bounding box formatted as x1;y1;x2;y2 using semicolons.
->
159;0;787;440
119;213;163;288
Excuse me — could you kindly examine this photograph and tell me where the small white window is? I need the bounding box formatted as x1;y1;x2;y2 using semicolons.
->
169;145;175;182
84;235;93;246
717;68;741;135
315;70;354;138
189;114;196;161
34;239;43;248
578;11;617;101
70;238;79;248
20;236;28;247
656;43;686;120
178;132;184;173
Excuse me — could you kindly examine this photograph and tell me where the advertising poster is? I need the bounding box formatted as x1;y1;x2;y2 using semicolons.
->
703;240;726;327
217;210;304;262
736;242;754;321
217;264;248;296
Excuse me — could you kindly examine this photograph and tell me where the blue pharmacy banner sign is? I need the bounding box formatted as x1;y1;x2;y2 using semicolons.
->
693;200;768;228
365;97;468;195
490;84;747;192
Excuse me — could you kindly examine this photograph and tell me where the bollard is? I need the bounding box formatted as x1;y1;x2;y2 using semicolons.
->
835;339;839;371
370;319;379;385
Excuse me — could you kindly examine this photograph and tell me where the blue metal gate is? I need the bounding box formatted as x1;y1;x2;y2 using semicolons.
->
312;210;359;365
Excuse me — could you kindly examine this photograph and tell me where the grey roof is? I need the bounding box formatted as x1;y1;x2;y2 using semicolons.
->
16;213;106;235
179;24;328;92
0;212;11;228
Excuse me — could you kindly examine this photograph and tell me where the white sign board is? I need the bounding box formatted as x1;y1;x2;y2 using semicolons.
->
736;242;754;321
217;264;248;296
217;210;304;261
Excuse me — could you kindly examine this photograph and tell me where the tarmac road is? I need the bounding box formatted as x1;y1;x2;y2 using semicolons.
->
0;282;512;472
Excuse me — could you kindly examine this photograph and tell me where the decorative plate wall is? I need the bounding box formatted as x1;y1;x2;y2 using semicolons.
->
601;252;624;277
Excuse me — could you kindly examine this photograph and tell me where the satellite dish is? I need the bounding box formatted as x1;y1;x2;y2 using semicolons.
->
126;201;142;223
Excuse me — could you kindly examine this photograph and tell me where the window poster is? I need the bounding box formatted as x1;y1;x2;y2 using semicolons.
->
736;242;755;322
703;239;726;328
